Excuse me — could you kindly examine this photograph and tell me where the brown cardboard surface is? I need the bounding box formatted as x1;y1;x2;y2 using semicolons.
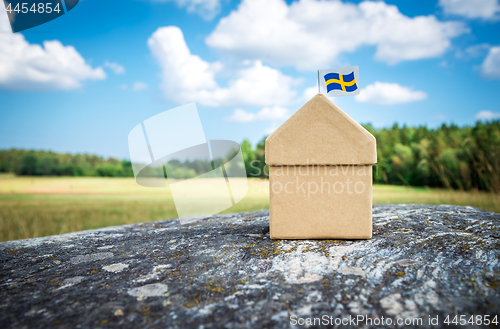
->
269;165;373;239
265;94;376;239
265;94;376;165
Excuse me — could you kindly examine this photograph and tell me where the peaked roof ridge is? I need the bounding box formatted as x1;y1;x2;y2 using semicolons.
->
267;93;374;143
265;93;377;165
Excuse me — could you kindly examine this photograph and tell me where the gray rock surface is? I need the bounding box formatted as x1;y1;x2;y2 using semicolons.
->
1;205;499;328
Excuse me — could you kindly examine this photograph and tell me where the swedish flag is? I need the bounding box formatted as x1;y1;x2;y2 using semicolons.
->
324;71;358;93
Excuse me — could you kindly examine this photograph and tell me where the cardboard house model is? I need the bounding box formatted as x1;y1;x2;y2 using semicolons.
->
265;94;377;239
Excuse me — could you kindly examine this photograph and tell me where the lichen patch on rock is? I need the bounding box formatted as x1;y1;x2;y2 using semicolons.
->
103;263;129;273
127;283;168;297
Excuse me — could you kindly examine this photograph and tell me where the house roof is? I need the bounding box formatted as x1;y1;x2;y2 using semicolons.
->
265;94;377;165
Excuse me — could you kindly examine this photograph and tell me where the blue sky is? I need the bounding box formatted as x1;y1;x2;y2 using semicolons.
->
0;0;499;159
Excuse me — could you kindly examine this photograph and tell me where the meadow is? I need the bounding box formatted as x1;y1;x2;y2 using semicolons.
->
0;174;499;242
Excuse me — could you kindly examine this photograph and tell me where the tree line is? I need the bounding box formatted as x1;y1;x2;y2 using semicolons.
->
0;149;135;177
242;121;500;192
1;121;498;192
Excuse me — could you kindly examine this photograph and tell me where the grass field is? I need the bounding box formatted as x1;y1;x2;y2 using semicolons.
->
1;174;498;242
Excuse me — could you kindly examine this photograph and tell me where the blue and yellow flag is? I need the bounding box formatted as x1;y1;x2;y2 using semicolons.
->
324;72;358;93
318;66;360;97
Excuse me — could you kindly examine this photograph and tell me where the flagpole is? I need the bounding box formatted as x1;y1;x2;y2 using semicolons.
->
317;70;320;94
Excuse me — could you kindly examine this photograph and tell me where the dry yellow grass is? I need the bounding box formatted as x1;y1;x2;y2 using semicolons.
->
0;175;498;242
372;184;500;213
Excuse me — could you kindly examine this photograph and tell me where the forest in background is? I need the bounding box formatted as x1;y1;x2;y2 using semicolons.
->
368;121;500;192
0;121;499;192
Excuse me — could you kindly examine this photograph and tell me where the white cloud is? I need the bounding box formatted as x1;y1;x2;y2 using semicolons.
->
120;81;149;91
132;81;149;91
480;46;500;79
225;106;289;122
475;110;500;120
456;43;491;60
465;43;490;58
148;26;297;107
206;0;467;69
152;0;221;20
439;0;499;20
355;82;427;105
104;61;125;75
301;86;318;102
0;9;105;91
